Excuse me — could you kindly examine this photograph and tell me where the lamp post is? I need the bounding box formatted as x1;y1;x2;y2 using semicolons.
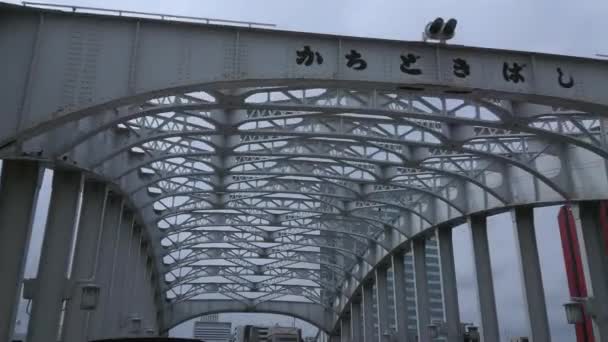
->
564;297;596;324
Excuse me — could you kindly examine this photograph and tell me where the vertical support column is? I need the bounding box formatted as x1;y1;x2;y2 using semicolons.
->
140;245;152;334
350;301;363;342
125;226;143;336
413;238;431;342
112;210;135;334
512;207;551;342
63;181;108;342
375;267;390;342
469;214;500;342
362;281;375;342
574;202;608;340
135;240;148;336
88;193;123;340
27;170;82;342
437;228;461;342
341;316;351;342
391;252;410;342
119;223;136;335
0;161;40;342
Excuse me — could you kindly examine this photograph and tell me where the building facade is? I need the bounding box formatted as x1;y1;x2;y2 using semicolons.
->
193;315;232;342
235;325;301;342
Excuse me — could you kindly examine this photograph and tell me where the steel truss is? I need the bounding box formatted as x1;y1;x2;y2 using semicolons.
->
14;84;608;320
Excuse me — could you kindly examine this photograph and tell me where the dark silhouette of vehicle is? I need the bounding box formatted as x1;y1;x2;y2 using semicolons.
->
91;338;204;342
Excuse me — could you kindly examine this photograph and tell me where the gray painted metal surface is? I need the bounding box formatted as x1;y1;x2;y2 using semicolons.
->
0;2;607;339
0;161;41;342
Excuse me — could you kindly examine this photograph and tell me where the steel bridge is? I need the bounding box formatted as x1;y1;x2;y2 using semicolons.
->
0;2;607;342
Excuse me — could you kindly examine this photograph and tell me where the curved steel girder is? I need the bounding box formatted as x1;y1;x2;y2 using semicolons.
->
168;280;344;306
162;225;387;249
166;265;338;291
132;166;463;211
164;255;361;285
158;212;380;229
169;283;330;310
134;174;465;216
144;192;429;230
163;227;372;250
168;285;336;307
151;205;397;231
164;240;368;267
167;266;339;289
171;280;324;298
103;150;507;215
48;99;607;172
132;173;460;222
31;88;604;163
165;235;374;260
166;254;354;279
15;91;600;312
227;135;568;199
69;140;492;222
150;209;407;239
162;228;382;253
144;191;347;212
83;122;567;202
127;170;462;215
166;300;334;333
26;93;596;207
138;173;358;194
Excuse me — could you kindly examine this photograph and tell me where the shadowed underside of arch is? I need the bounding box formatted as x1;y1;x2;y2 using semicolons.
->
1;2;608;333
167;300;334;332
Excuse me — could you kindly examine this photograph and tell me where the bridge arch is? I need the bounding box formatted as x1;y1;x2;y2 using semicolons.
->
166;300;335;333
0;3;607;342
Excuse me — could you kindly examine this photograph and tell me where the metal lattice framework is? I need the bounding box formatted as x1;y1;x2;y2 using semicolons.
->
1;2;608;335
22;86;608;322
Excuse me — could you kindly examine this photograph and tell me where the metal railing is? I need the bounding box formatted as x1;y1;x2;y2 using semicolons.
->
21;1;276;28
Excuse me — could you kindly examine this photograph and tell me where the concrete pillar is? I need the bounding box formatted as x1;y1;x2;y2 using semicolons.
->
362;281;375;342
469;214;500;342
62;181;108;342
27;170;82;342
375;267;390;342
512;207;551;342
350;301;363;342
0;161;41;342
341;316;351;342
112;210;135;334
437;227;461;342
574;202;608;340
413;238;431;342
88;194;123;340
391;252;410;342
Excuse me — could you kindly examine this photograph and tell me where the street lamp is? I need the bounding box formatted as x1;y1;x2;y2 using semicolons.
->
564;297;595;324
423;17;458;43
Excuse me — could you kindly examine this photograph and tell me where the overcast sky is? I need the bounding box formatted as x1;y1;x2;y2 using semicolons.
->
5;0;607;340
